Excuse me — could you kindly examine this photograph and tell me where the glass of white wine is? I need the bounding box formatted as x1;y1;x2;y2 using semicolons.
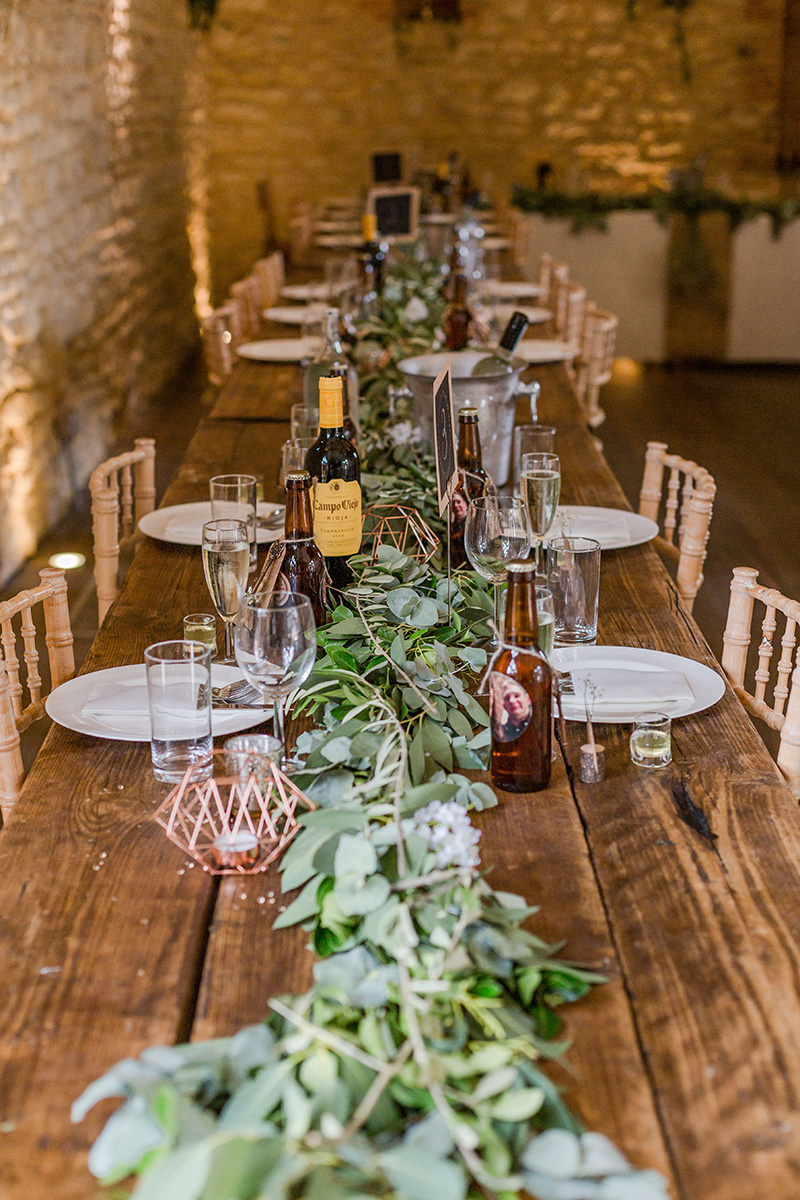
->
535;585;555;656
234;592;317;767
464;495;531;636
520;451;561;566
201;518;250;664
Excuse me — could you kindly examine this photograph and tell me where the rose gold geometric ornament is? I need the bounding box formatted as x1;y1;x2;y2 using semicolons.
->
361;502;439;564
153;750;316;875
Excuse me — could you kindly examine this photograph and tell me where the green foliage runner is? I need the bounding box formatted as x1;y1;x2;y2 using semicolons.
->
73;256;669;1200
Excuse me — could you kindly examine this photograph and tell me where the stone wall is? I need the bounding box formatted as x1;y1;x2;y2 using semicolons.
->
202;0;787;299
0;0;198;584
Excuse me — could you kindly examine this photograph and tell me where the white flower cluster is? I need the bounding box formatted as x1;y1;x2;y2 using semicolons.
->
387;421;422;447
403;296;429;323
406;800;481;872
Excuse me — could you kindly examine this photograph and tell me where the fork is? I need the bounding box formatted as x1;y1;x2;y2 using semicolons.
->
212;679;263;705
256;506;285;530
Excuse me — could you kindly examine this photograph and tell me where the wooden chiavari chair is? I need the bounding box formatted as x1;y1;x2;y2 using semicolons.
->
229;275;263;341
539;253;568;303
574;302;618;429
0;568;74;817
722;568;800;797
254;251;285;307
90;438;156;625
200;302;241;386
638;441;716;612
551;278;587;349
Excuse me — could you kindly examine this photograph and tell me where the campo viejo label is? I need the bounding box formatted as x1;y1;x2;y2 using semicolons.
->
313;478;362;556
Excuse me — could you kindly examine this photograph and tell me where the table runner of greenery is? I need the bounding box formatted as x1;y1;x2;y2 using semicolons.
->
73;260;669;1200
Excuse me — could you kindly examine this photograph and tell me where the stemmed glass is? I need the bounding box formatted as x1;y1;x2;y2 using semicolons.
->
464;495;531;636
519;452;561;566
234;592;317;767
201;518;250;664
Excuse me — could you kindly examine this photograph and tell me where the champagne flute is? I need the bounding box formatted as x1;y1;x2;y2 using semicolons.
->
201;518;250;664
234;592;317;767
519;452;561;566
464;495;531;636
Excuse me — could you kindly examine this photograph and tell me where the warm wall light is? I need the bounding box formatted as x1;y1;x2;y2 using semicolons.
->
48;553;86;570
612;357;642;381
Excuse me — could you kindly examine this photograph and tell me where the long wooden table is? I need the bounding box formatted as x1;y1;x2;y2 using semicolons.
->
2;346;800;1199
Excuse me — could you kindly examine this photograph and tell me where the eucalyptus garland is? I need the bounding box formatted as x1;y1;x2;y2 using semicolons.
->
72;257;671;1200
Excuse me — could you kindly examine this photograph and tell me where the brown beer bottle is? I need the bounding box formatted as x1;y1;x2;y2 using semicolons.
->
490;559;551;793
450;407;488;569
443;273;471;351
281;470;328;625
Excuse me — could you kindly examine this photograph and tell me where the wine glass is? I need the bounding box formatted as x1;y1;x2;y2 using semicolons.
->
464;495;531;636
201;518;250;664
234;592;317;767
519;452;561;566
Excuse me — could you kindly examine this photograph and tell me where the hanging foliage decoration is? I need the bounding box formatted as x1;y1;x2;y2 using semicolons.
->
188;0;217;30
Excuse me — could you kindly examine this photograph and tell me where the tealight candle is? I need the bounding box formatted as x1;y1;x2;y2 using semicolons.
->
211;831;260;869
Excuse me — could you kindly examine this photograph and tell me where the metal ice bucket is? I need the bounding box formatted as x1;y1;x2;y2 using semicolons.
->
395;350;537;487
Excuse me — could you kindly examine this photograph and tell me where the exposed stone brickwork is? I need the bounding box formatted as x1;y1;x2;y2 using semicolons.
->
0;0;198;584
202;0;787;298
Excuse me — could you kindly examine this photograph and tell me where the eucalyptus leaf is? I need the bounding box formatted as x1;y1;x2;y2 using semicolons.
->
378;1145;466;1200
131;1139;212;1200
87;1096;165;1182
490;1087;545;1121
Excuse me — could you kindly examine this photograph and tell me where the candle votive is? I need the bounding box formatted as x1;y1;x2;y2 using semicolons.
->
183;613;217;658
630;713;672;769
224;734;282;798
211;830;261;869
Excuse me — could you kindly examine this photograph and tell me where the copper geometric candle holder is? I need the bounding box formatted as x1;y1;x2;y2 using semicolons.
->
361;502;439;564
153;750;316;875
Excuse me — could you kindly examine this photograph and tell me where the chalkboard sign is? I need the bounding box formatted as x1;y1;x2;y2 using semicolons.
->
367;186;420;244
372;153;403;183
433;362;457;517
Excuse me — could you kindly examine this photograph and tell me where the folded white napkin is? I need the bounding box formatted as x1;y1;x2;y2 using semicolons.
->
564;668;694;711
554;510;631;548
81;678;152;734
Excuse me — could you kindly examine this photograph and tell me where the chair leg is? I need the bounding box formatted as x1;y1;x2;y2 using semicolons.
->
0;665;23;819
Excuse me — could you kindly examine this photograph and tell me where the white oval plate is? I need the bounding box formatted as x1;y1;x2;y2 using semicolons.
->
482;236;512;251
139;502;282;547
263;306;322;326
494;305;552;325
551;645;726;723
236;338;318;362
515;340;578;364
483;280;544;300
313;234;363;248
280;283;340;302
551;506;659;551
46;664;271;743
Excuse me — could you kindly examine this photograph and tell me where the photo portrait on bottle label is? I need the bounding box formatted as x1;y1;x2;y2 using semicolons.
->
489;671;533;743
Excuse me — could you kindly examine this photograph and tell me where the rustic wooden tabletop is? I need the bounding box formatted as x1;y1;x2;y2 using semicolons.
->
0;348;799;1200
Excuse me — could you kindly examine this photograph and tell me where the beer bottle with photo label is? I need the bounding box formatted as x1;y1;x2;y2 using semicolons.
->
489;558;551;792
305;375;362;593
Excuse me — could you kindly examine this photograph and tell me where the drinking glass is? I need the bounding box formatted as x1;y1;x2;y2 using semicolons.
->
183;613;217;658
512;424;557;490
224;733;282;798
234;592;317;767
546;536;601;645
202;518;250;664
210;474;258;571
464;496;531;635
630;712;672;769
279;436;316;488
535;585;555;657
520;452;561;565
144;640;212;783
291;403;319;442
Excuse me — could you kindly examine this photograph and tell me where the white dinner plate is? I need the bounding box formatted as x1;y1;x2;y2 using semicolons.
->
45;664;272;743
551;506;659;550
482;236;512;251
494;304;552;325
263;306;322;326
515;340;578;364
138;502;282;547
280;283;340;302
483;280;544;300
314;234;363;248
551;645;726;723
236;338;319;362
314;220;359;233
